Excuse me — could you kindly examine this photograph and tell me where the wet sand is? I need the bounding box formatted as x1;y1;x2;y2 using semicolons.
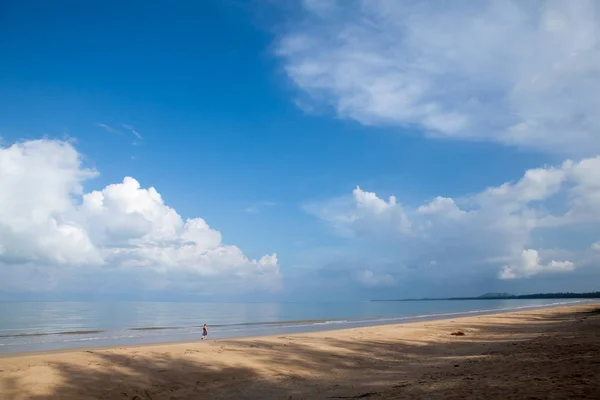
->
1;303;599;399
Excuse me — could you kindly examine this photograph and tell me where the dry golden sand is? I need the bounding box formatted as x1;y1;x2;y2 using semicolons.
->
1;303;599;400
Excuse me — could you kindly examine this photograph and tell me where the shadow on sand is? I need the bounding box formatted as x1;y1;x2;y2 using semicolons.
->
2;307;599;399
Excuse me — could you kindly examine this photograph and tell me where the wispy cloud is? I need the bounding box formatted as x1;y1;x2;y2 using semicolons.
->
95;123;143;145
277;0;600;157
244;201;280;214
95;123;122;134
122;124;143;145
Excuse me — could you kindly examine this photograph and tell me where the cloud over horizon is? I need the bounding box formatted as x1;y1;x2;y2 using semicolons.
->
306;155;600;287
0;140;281;296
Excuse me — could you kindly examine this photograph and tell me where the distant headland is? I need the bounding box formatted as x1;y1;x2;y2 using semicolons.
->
371;291;600;301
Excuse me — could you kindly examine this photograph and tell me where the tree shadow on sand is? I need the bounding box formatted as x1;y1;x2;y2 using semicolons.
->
2;306;599;400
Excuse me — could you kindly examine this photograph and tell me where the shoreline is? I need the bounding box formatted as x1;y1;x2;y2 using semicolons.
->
0;298;592;357
2;303;600;399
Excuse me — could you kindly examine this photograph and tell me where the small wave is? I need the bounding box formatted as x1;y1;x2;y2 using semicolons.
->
0;332;46;339
208;319;345;328
313;320;348;325
130;327;179;331
0;329;104;339
331;299;588;326
0;334;140;347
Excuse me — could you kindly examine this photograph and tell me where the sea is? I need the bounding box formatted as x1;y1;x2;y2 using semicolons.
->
0;299;591;354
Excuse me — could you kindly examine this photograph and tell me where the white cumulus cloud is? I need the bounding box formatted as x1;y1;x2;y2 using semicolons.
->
499;249;574;280
306;186;410;238
277;0;600;156
0;139;281;295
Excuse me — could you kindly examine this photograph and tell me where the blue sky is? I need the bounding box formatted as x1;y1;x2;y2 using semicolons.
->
1;0;600;301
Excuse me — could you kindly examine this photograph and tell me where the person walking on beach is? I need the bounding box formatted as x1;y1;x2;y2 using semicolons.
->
201;324;208;340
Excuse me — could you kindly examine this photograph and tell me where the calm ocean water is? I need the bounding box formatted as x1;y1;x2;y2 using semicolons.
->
0;299;589;354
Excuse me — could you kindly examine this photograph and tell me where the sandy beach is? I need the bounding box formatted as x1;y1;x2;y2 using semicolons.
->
1;303;599;400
